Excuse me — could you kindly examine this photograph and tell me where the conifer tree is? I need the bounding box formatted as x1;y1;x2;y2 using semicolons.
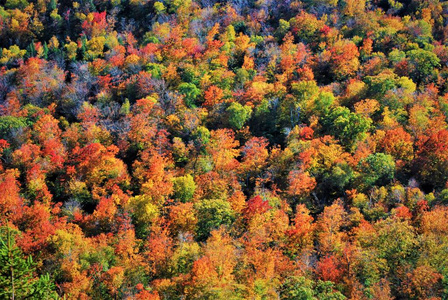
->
0;227;57;300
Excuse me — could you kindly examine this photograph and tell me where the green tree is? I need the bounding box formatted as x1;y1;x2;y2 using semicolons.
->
226;102;252;130
314;281;346;300
373;218;418;287
172;174;196;203
275;19;290;41
5;0;29;9
0;116;28;140
322;106;371;150
278;81;320;128
280;277;346;300
358;153;395;188
280;276;314;300
195;199;235;241
321;162;354;195
0;227;57;300
406;49;440;84
179;83;201;108
291;80;319;102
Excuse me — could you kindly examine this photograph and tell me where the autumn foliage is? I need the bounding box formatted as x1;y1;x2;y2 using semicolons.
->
2;0;448;299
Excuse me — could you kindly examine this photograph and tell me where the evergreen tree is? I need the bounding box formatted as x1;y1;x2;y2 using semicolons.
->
0;227;57;300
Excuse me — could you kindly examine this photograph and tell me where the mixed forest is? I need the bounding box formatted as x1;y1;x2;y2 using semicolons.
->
2;0;448;299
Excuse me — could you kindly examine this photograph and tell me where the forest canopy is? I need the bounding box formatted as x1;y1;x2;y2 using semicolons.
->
1;0;448;299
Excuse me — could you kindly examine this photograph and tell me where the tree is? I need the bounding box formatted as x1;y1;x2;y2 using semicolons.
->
168;202;197;235
287;170;316;199
132;151;173;229
316;255;343;283
415;129;448;189
328;40;360;81
322;106;371;150
286;204;315;257
0;116;28;143
143;225;173;278
206;129;240;174
406;49;440;84
402;265;443;299
314;281;346;300
0;227;57;300
317;201;347;254
239;137;269;179
129;194;160;234
172;174;196;203
380;127;414;162
203;85;224;108
179;83;201;108
17;58;65;107
73;143;130;201
289;11;325;45
186;229;240;298
280;276;315;300
226;102;252;130
358;153;395;188
280;277;346;300
0;169;22;221
195;199;235;241
243;195;272;221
